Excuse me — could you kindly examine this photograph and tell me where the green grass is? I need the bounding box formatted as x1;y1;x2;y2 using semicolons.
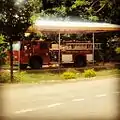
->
19;69;120;83
15;72;62;83
96;69;120;77
0;68;120;83
78;68;120;80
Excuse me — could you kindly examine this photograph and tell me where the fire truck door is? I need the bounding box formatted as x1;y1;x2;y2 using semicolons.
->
20;44;31;64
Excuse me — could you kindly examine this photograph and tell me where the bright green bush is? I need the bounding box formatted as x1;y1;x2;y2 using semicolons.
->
83;69;96;78
61;69;79;79
62;71;77;79
14;71;27;82
115;47;120;54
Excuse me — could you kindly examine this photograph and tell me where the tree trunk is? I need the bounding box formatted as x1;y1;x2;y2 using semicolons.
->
9;40;13;82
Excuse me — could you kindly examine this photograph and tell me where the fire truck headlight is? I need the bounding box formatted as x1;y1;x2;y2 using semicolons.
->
24;46;27;50
46;53;48;56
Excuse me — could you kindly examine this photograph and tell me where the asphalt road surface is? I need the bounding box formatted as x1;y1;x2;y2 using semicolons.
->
0;77;120;120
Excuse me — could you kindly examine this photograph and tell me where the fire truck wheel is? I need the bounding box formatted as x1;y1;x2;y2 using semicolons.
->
29;57;43;69
74;55;86;67
20;64;27;70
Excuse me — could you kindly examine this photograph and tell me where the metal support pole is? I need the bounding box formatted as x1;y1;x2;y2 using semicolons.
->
58;32;61;72
92;33;95;66
18;41;20;72
10;40;13;82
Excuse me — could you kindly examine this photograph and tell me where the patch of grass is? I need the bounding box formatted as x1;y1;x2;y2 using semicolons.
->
0;71;62;83
17;72;61;83
0;68;119;83
96;69;120;77
0;71;23;83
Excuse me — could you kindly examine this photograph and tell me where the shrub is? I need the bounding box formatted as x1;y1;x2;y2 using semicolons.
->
115;47;120;54
0;71;27;83
14;71;27;82
62;71;77;79
83;69;96;78
61;68;79;79
0;71;11;83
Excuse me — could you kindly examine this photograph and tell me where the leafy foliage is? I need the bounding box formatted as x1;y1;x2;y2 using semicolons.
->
61;68;79;79
0;71;27;83
115;47;120;54
0;71;11;83
0;34;8;65
41;0;120;24
0;0;42;41
0;0;120;40
61;71;77;79
1;0;120;41
0;34;5;44
83;69;96;78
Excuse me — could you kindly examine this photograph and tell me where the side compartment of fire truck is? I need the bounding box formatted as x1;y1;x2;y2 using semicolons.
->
49;41;101;68
50;44;87;67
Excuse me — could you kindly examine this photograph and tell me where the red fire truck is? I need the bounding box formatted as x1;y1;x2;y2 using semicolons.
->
12;39;101;69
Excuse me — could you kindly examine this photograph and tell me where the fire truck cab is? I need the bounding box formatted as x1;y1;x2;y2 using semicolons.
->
13;40;50;69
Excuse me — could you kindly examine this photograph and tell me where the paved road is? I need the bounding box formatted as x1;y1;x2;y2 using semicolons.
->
0;77;120;120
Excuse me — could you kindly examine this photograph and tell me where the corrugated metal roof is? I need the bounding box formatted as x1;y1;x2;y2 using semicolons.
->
27;20;120;34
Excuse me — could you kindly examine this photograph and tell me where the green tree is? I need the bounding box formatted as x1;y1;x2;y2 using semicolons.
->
0;34;7;65
0;0;42;82
40;0;120;24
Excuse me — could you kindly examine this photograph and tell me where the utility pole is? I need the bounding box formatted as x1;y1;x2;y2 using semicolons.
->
58;32;61;73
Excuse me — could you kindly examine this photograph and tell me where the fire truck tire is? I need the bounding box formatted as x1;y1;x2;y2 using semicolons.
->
29;57;43;69
20;64;27;69
74;55;86;67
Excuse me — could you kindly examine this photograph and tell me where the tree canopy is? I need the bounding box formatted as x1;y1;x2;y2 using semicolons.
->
40;0;120;24
0;0;42;41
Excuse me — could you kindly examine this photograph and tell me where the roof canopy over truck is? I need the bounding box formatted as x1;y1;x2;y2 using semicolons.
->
27;20;120;34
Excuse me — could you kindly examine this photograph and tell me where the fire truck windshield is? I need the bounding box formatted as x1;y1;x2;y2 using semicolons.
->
12;41;20;51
